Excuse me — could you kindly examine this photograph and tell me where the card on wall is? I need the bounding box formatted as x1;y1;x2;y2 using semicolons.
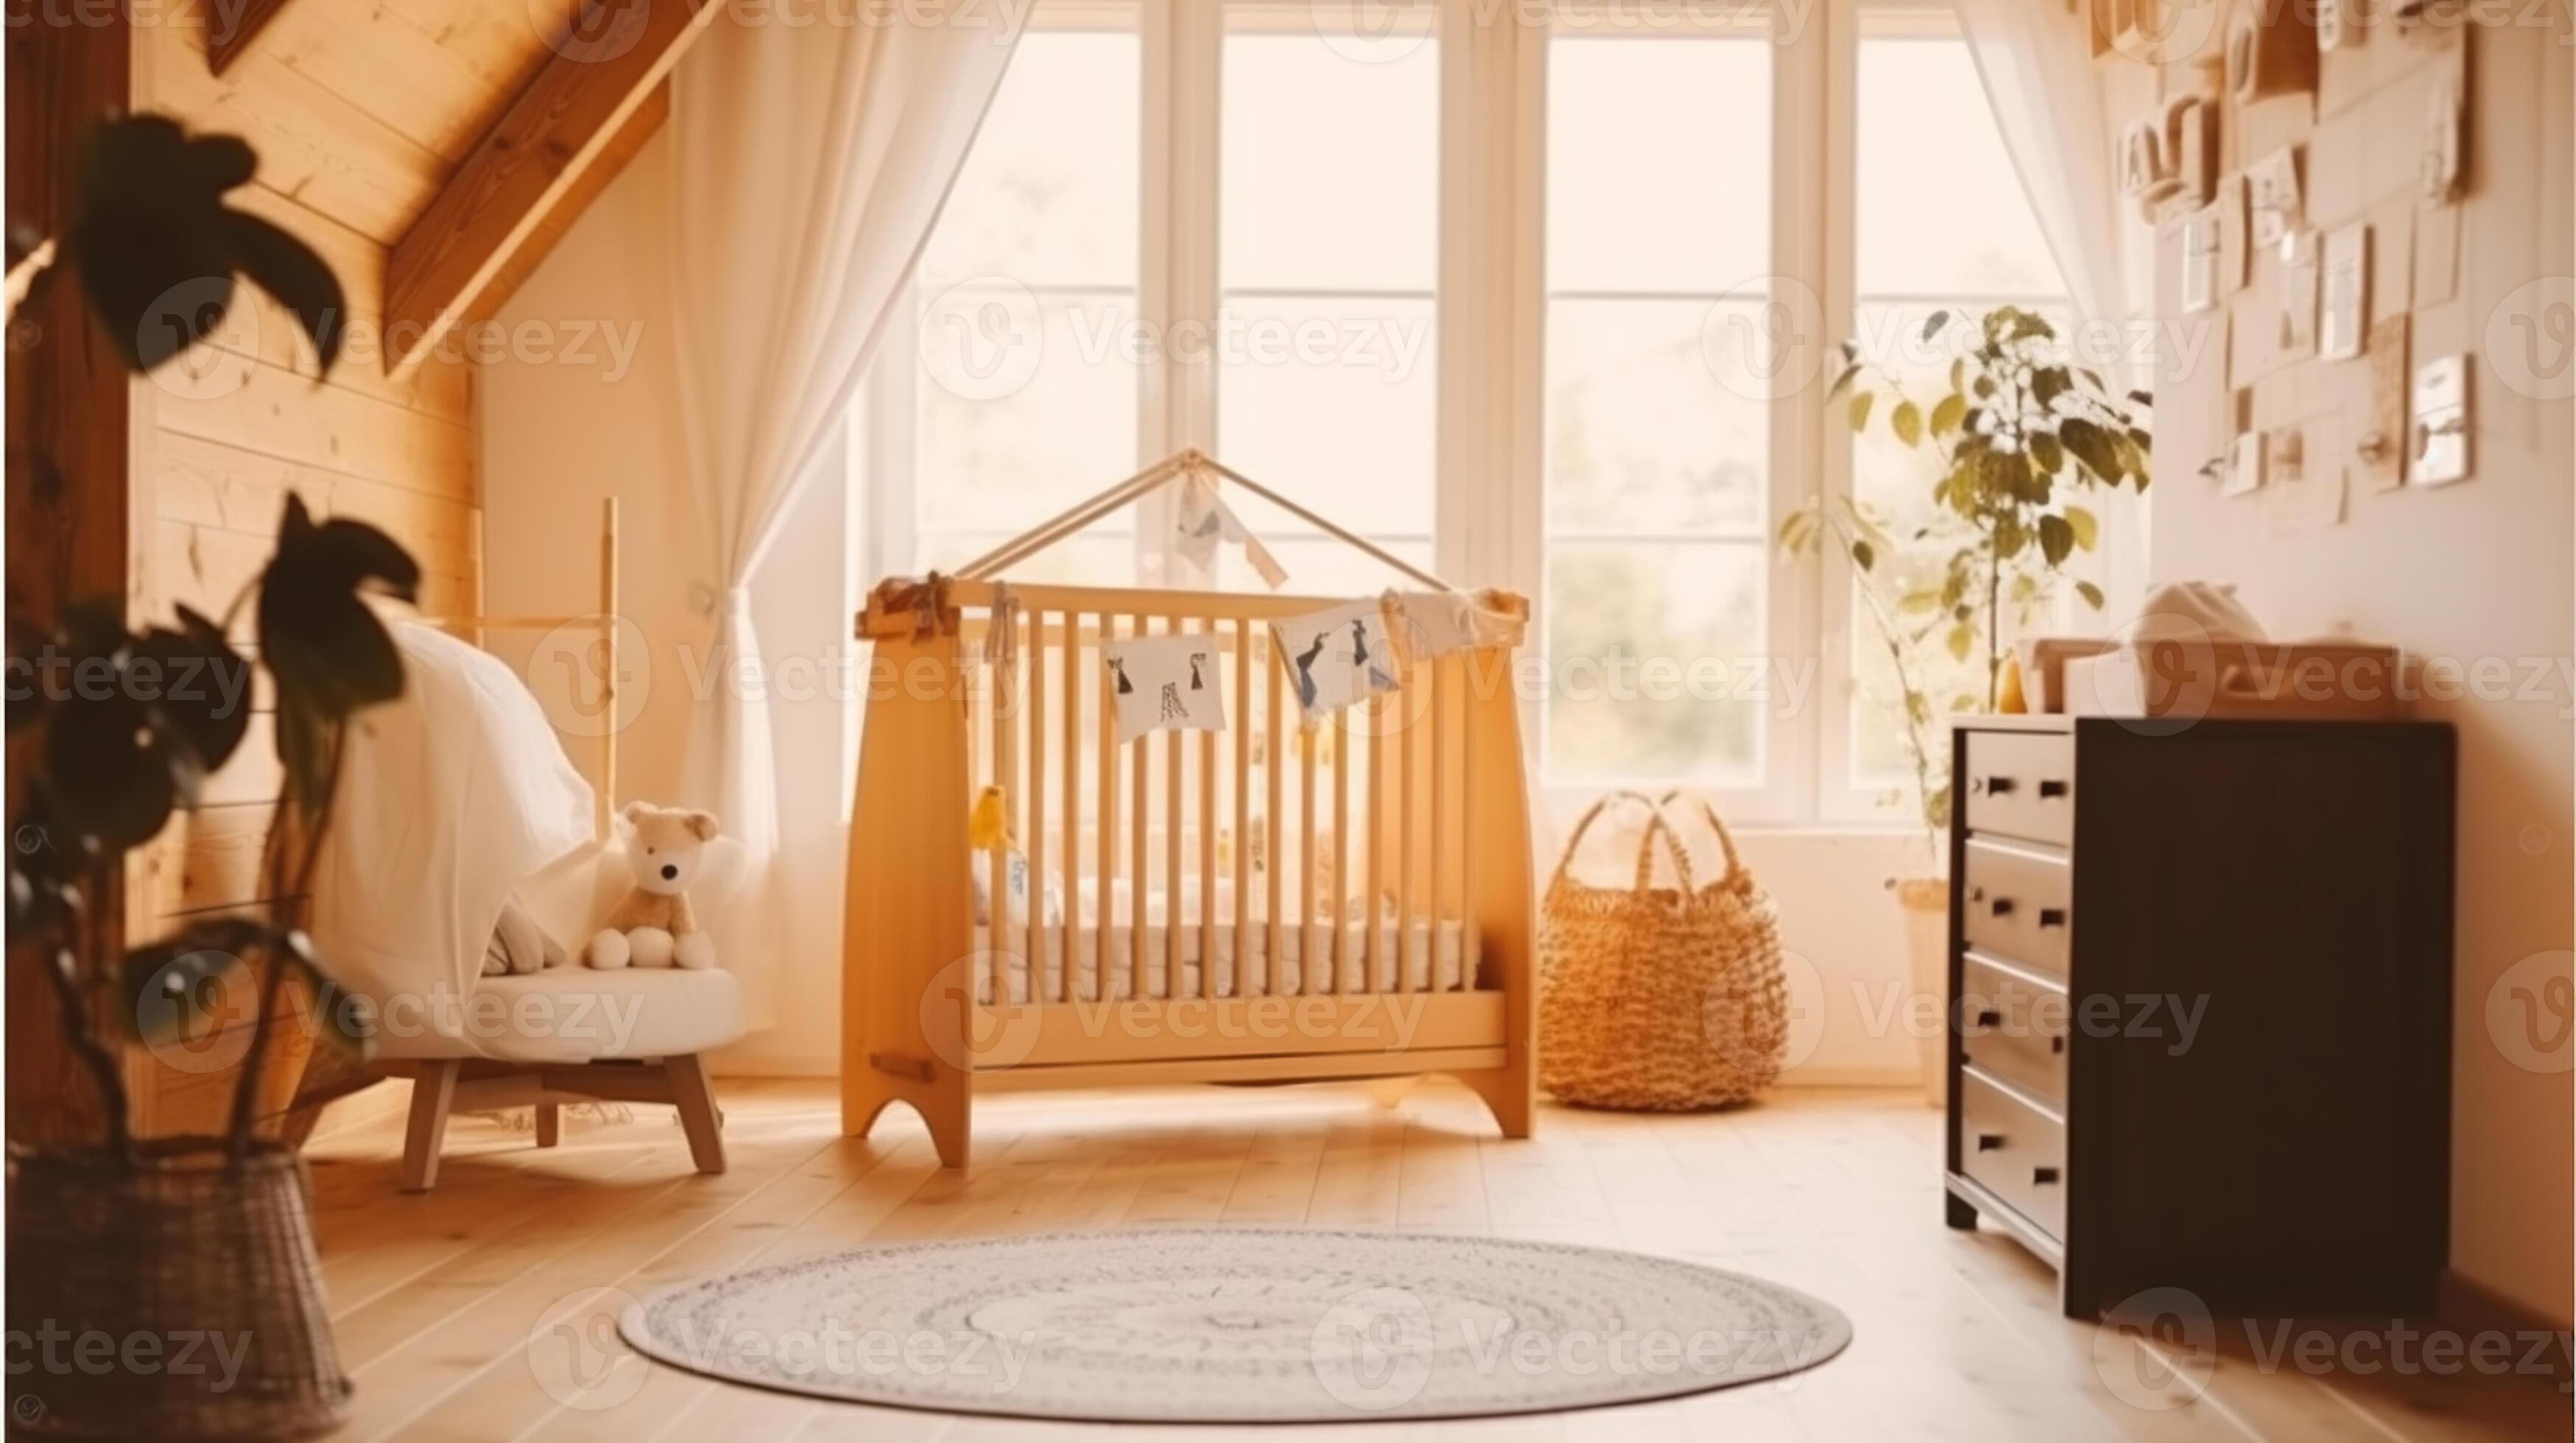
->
2182;206;2223;314
2408;353;2471;487
2221;173;2253;294
2248;148;2304;248
2418;66;2463;207
2359;315;2412;493
1104;630;1227;742
2367;194;2415;326
1272;600;1401;726
2319;223;2368;361
2276;227;2322;361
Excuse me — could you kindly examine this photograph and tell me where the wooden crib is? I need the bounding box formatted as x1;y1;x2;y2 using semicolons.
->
841;453;1537;1167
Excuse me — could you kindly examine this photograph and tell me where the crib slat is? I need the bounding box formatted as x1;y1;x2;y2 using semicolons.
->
1130;613;1150;1001
1165;617;1185;995
1399;674;1417;995
1339;701;1359;984
1299;696;1318;995
1461;649;1478;991
1027;603;1047;997
990;604;1016;1009
1062;610;1080;1004
1234;617;1252;996
1197;621;1217;1001
1429;660;1446;994
1097;612;1118;1006
1266;632;1285;996
1365;694;1384;993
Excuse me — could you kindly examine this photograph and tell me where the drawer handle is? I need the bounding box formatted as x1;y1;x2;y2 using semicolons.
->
1989;897;2016;917
1977;1132;2005;1152
2038;907;2067;929
2033;1167;2061;1186
1983;775;2018;796
2049;1036;2066;1055
2038;779;2069;800
1973;1009;2002;1029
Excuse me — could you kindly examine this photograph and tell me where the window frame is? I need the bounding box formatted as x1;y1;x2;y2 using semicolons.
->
856;0;2087;830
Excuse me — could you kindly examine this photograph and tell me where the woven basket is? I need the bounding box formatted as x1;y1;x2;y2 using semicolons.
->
4;1143;351;1439
1538;791;1788;1110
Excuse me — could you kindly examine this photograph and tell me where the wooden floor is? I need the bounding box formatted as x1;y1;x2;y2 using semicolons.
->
301;1079;2568;1442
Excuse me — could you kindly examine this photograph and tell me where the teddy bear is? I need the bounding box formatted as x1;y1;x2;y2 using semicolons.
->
585;802;722;970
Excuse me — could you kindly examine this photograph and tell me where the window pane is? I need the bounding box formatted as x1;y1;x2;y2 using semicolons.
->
1544;542;1764;785
1221;28;1438;293
887;16;1141;588
1854;38;2062;298
915;288;1139;530
921;29;1138;289
1544;31;1771;787
1546;298;1766;537
1547;37;1770;294
1215;13;1438;589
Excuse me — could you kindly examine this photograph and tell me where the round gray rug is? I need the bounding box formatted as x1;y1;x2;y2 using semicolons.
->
618;1227;1851;1422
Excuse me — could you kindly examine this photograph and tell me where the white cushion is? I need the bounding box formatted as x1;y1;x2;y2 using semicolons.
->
373;967;745;1065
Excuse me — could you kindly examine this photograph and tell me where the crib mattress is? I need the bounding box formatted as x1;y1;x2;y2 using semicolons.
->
971;917;1477;1005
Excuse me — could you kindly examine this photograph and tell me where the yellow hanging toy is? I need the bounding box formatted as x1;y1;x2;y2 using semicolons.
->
968;785;1013;848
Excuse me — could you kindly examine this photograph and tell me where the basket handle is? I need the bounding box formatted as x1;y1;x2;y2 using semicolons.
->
1551;791;1697;896
1654;788;1748;888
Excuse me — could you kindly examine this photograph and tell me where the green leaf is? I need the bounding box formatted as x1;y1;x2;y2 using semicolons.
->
1825;361;1863;401
1891;401;1922;448
2037;513;2076;567
258;495;419;728
1929;393;1966;437
2031;366;2072;409
1851;540;1876;571
1898;588;1943;615
1848;392;1874;432
2063;505;2100;551
1919;309;1950;343
2029;431;2066;476
2076;580;2106;610
1946;624;1974;662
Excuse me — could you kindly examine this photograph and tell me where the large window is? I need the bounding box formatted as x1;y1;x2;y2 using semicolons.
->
856;0;2080;825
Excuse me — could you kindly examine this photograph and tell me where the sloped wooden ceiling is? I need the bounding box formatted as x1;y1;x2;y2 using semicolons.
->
165;0;709;367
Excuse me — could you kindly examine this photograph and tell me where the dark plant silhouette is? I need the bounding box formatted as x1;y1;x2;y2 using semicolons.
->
7;115;401;1162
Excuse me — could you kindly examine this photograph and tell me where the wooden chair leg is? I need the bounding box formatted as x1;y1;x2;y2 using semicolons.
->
534;1102;560;1148
666;1054;726;1174
401;1061;462;1193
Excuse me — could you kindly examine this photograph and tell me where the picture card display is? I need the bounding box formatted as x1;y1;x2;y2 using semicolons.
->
1103;630;1227;742
1273;600;1401;724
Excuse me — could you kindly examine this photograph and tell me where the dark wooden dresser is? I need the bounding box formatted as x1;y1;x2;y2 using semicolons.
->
1943;715;2454;1320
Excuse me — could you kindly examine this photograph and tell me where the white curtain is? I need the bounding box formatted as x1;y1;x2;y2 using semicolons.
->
666;4;1019;1026
1955;0;2155;612
1954;0;2133;327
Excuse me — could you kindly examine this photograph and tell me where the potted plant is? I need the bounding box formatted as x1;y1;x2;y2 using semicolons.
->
7;116;415;1439
1779;306;2149;1104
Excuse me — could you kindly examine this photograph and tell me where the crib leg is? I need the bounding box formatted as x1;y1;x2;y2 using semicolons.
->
534;1103;559;1149
1459;1064;1535;1140
844;1058;974;1168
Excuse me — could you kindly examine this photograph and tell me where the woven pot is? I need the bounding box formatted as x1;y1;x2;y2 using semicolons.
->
5;1143;351;1439
1538;791;1787;1110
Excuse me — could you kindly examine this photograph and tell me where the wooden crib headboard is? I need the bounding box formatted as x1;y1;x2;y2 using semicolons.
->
416;496;622;834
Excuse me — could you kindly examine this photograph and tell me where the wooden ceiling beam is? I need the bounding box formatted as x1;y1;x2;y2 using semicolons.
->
381;0;721;378
205;0;295;76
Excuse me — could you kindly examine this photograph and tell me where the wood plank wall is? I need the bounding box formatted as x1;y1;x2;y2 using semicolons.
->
116;1;494;1137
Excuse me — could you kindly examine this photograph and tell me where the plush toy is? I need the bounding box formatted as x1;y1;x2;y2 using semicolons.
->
586;802;722;970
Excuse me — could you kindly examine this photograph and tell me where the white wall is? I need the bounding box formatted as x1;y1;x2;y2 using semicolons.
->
2147;24;2572;1325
